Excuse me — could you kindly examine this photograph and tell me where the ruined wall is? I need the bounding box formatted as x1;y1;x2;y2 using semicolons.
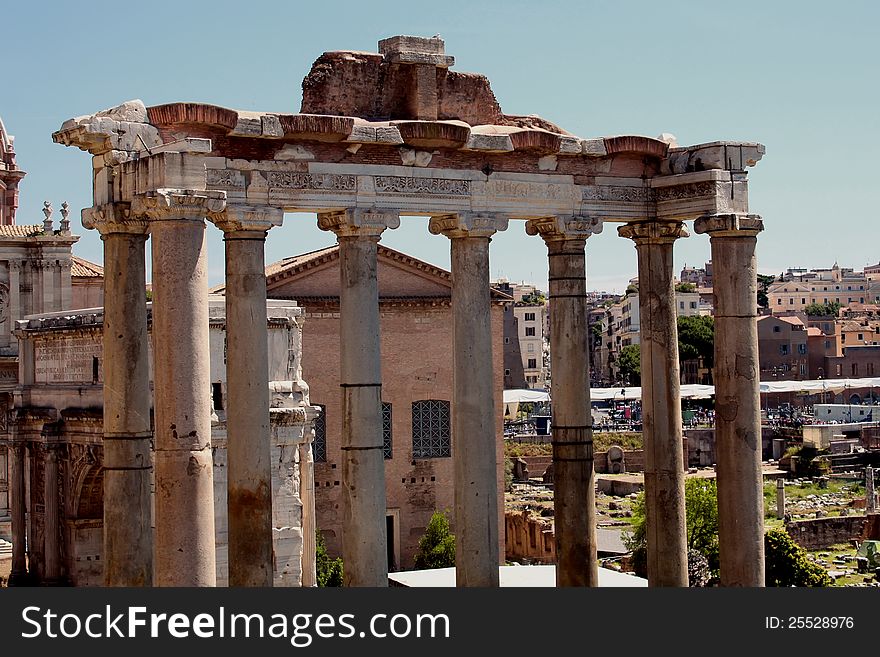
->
505;510;555;564
300;52;505;126
785;515;870;550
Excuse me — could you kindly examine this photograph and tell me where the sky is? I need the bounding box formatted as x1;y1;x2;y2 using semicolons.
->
3;0;879;293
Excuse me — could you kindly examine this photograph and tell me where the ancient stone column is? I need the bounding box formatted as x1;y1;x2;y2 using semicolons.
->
618;220;688;587
43;446;60;584
694;213;765;587
776;479;785;520
317;208;399;587
299;440;317;587
429;213;507;587
866;466;876;513
9;441;27;585
82;204;153;587
133;189;226;587
211;206;283;587
526;215;603;587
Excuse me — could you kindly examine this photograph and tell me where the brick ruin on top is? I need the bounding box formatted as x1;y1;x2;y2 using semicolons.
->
38;35;768;587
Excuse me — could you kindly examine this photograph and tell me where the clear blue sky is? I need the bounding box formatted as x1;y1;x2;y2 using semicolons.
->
4;0;878;292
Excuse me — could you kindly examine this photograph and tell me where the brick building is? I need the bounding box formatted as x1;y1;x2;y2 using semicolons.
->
757;314;809;380
253;244;507;570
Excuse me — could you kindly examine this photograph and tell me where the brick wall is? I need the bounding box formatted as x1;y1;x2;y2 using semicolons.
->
303;299;505;569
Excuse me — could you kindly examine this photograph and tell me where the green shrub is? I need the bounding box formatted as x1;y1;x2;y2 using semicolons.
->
764;528;831;587
414;510;456;569
316;530;343;587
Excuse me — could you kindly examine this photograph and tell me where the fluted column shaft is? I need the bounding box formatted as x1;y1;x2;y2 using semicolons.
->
619;220;688;587
695;213;765;587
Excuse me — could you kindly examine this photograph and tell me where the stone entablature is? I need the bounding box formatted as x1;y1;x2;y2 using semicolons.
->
53;36;763;230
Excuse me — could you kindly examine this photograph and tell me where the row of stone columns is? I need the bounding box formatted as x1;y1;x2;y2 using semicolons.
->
66;194;764;588
82;192;287;587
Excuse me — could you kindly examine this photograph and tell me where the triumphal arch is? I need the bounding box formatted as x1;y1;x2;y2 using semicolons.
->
51;35;765;587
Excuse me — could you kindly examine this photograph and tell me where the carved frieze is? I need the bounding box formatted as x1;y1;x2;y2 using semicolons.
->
654;181;724;202
374;176;470;196
266;172;356;191
206;169;245;188
582;186;651;203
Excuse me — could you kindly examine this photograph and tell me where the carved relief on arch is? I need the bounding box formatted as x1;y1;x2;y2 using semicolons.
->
69;443;102;518
76;463;104;520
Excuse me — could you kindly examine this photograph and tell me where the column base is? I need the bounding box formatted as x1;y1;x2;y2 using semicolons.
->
8;571;36;587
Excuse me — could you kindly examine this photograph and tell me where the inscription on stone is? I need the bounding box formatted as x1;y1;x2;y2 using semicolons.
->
487;180;569;200
374;176;470;195
35;336;102;384
266;172;356;190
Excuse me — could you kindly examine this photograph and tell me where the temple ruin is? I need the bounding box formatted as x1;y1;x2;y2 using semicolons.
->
47;35;766;587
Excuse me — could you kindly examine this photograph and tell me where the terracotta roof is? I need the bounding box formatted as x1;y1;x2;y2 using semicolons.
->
0;224;44;237
264;245;338;279
805;327;822;336
778;315;805;326
71;255;103;278
210;243;512;300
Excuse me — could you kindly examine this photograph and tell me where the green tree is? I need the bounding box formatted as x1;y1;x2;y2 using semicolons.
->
804;301;841;317
413;510;456;569
625;284;638;295
675;282;696;293
757;274;776;308
617;344;641;386
677;315;715;370
316;530;344;587
625;478;720;579
764;529;831;587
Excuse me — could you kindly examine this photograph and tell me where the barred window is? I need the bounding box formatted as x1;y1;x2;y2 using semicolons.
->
382;402;393;459
412;400;451;459
313;404;326;463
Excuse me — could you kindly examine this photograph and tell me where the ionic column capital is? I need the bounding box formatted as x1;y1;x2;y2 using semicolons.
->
210;204;284;237
525;215;603;244
693;213;763;237
618;219;688;244
131;189;227;222
82;203;150;236
428;212;508;239
317;208;400;239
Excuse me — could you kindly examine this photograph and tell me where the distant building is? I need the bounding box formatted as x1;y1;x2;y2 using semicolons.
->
768;262;873;312
757;315;809;380
493;280;548;389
